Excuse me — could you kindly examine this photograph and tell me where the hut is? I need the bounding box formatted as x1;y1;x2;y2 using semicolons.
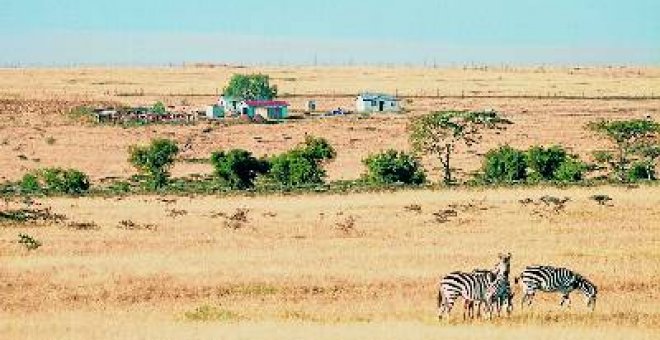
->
205;105;224;119
356;93;401;113
218;95;241;114
238;100;289;120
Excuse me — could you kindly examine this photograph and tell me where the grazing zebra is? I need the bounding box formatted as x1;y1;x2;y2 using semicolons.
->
516;265;598;310
437;253;512;320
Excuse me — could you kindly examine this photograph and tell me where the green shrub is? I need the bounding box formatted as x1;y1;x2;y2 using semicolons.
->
363;150;426;185
210;149;270;189
482;145;527;183
128;138;179;190
151;101;167;115
20;173;41;193
627;161;656;181
20;168;90;194
267;136;336;187
526;145;567;180
554;158;587;182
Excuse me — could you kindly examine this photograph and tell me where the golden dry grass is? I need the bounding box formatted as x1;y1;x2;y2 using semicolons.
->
0;66;659;338
1;185;659;339
1;66;660;101
0;67;659;183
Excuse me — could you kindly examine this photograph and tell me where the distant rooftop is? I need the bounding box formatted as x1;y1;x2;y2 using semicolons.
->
358;93;399;101
244;100;290;107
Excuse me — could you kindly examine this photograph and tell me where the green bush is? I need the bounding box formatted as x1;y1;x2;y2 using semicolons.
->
363;150;426;185
20;173;41;193
20;168;90;194
627;161;656;181
526;145;567;180
128;138;179;190
267;136;336;187
553;158;587;182
210;149;270;189
482;145;527;183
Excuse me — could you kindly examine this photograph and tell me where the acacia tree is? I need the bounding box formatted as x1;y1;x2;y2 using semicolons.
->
408;110;511;184
223;74;277;100
588;119;659;181
129;139;179;189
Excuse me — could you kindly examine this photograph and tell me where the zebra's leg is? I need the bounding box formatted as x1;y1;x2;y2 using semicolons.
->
560;293;570;307
441;296;454;320
463;300;469;320
526;292;535;308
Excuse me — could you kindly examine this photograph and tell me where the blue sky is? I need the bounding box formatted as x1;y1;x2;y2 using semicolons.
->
1;0;659;65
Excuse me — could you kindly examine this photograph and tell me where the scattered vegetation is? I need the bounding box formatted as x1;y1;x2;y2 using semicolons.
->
65;221;100;231
223;208;250;230
335;215;357;235
0;207;66;225
482;145;528;183
589;119;660;181
211;149;270;189
117;219;158;231
590;194;613;206
266;136;336;187
362;149;426;185
18;233;41;251
184;305;241;322
408;110;511;184
20;168;90;194
480;145;587;184
128;139;179;190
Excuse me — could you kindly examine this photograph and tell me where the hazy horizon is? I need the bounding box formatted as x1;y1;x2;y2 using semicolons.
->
2;0;659;66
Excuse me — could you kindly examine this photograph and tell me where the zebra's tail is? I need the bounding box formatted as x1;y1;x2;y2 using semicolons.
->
514;276;520;284
437;287;443;309
437;286;444;320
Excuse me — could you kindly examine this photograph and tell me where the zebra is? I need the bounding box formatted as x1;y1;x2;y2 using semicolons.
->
437;253;512;320
464;269;514;318
515;265;598;310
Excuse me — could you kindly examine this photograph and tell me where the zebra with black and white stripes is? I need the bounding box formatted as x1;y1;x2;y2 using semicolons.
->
437;253;512;320
516;265;598;310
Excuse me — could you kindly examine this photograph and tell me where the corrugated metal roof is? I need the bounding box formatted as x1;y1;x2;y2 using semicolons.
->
244;100;290;107
358;93;399;101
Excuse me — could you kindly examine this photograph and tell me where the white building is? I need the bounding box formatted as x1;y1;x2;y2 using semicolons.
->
218;95;241;113
356;93;401;113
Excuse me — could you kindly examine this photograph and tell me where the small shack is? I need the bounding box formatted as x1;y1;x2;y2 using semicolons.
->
218;95;241;114
238;100;289;120
205;105;224;119
356;93;401;113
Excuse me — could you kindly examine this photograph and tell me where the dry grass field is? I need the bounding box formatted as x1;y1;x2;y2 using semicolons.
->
0;66;659;183
0;186;658;339
0;66;659;339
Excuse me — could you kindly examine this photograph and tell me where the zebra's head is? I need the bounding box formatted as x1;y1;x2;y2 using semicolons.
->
578;277;598;310
494;252;512;278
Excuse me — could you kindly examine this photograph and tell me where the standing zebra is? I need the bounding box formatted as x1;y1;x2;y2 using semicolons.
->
437;253;512;320
516;265;598;310
465;269;514;318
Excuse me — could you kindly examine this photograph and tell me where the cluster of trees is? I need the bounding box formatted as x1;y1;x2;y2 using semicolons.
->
12;110;659;196
20;168;90;194
481;145;586;183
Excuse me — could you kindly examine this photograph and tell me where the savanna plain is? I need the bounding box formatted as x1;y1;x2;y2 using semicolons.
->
0;66;659;339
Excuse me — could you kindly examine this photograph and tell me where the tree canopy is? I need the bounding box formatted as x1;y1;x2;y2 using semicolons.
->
223;74;277;100
408;110;511;184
